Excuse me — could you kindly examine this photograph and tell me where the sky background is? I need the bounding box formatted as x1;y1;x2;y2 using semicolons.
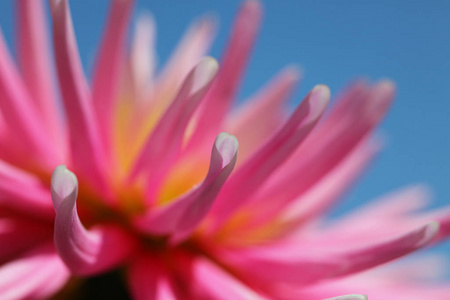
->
0;1;449;251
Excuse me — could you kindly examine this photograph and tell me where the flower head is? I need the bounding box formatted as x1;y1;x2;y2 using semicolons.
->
0;0;449;299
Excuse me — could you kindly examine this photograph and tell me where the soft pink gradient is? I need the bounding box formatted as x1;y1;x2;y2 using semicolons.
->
0;0;448;299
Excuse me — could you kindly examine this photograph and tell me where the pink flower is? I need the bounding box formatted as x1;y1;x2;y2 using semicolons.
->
0;0;449;299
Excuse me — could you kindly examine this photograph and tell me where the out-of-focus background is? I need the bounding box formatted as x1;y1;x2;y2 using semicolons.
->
0;1;449;247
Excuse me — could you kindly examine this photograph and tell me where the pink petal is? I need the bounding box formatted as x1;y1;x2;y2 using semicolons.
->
277;137;380;227
129;57;219;202
92;0;134;153
50;0;109;195
324;295;368;300
226;66;300;161
251;80;395;220
224;137;379;242
152;15;216;109
129;13;156;100
187;0;262;151
16;0;65;154
222;222;438;285
127;255;176;300
0;242;69;300
194;258;268;300
0;216;52;263
0;29;58;168
134;132;238;244
51;165;136;275
210;85;330;229
0;159;54;218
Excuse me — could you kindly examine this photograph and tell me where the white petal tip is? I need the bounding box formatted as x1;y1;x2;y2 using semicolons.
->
419;222;440;246
215;132;239;166
309;84;330;119
191;57;219;94
51;165;78;207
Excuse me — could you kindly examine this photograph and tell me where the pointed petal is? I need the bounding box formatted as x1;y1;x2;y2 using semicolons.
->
211;85;330;229
277;138;379;226
152;15;216;110
92;0;134;151
0;242;69;300
188;0;262;149
130;57;218;201
129;13;157;100
51;165;136;275
134;132;238;243
50;0;108;195
223;222;438;285
194;258;268;300
0;29;57;167
226;66;300;160
253;81;395;218
17;0;64;151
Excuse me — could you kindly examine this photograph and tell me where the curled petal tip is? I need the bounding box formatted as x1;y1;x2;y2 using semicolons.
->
51;165;78;210
191;57;219;95
309;84;330;120
419;221;440;247
215;132;239;167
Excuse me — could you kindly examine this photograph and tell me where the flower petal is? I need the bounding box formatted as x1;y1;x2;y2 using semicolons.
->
0;242;69;300
51;165;136;275
17;0;64;152
152;15;216;111
252;80;395;221
194;258;268;300
0;216;51;263
226;66;300;161
92;0;134;152
127;255;177;300
134;132;238;244
50;0;109;195
222;222;438;285
187;0;262;150
0;29;57;168
0;159;53;218
211;85;330;229
324;295;368;300
129;13;157;100
130;57;219;201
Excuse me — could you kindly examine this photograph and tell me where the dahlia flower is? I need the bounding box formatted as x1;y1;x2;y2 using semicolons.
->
0;0;449;299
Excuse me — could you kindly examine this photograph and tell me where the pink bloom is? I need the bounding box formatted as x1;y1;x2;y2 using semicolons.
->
0;0;449;299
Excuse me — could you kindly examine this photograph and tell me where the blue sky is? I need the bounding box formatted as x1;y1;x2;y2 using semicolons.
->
0;1;449;230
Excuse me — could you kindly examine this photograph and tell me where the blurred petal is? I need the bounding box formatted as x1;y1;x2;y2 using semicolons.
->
324;295;368;300
17;0;64;152
226;66;300;160
0;242;69;300
130;57;219;201
127;255;176;300
223;222;438;285
92;0;134;151
0;29;57;167
194;258;268;300
50;0;109;195
189;0;262;149
211;85;330;229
